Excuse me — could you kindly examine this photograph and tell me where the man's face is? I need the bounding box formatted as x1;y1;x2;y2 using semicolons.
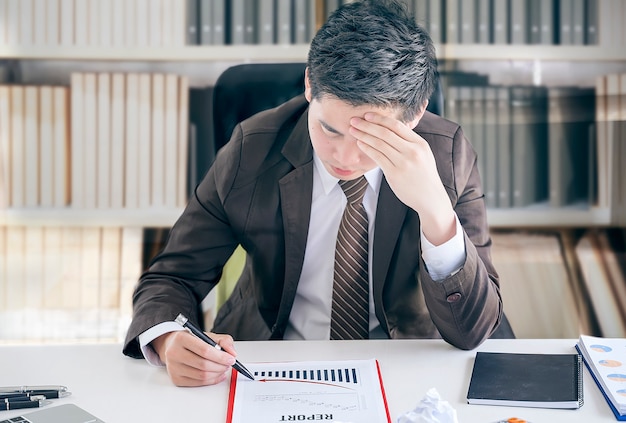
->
305;94;400;181
306;95;377;180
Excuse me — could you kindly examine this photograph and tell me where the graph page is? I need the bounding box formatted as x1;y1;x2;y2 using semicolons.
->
226;359;391;423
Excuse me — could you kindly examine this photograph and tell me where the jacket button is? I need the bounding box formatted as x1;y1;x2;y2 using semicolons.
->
446;292;462;303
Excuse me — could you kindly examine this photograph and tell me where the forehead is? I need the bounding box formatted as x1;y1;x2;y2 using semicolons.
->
311;95;402;121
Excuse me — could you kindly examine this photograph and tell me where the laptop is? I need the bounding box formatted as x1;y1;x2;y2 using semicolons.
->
0;404;105;423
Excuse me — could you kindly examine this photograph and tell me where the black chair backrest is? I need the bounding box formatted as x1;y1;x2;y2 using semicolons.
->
212;63;444;153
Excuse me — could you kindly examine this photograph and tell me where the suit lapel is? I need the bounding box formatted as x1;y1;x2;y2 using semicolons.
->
274;110;314;335
372;178;409;313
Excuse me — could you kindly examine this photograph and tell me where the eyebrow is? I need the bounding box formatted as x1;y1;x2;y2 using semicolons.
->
319;119;343;136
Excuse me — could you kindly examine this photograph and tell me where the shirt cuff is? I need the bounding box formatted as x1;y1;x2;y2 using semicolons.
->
420;214;466;281
138;321;185;366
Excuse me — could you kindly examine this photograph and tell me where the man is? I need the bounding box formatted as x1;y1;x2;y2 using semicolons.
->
123;0;504;387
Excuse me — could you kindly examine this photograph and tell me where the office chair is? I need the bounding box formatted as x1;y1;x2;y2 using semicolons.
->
209;62;514;339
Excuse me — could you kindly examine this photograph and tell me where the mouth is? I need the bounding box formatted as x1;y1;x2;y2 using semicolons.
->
331;166;356;178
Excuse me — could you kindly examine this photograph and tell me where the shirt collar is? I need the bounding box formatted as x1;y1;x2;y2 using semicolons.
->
313;151;382;196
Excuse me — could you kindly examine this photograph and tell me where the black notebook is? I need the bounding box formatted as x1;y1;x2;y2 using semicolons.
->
467;352;584;409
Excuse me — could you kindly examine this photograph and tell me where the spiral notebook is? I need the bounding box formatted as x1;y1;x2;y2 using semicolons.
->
467;351;584;409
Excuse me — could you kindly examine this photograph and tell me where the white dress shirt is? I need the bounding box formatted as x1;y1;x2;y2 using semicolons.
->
283;153;466;340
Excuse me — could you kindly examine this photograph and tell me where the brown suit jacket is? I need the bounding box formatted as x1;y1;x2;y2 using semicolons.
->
123;95;503;359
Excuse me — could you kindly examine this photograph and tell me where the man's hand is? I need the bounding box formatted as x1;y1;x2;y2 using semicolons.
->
151;330;238;387
350;112;456;246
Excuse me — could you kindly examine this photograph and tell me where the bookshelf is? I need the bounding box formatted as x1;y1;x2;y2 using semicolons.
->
1;0;625;344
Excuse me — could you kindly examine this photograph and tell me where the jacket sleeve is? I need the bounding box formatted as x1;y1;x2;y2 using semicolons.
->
419;125;503;350
122;126;245;359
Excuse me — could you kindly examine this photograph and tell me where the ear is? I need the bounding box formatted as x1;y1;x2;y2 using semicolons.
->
406;100;428;129
304;67;312;102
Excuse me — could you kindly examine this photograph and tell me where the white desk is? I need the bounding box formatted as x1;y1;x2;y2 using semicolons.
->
0;339;617;422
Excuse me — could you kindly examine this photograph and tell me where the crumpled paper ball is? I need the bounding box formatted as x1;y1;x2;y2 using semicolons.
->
397;387;459;423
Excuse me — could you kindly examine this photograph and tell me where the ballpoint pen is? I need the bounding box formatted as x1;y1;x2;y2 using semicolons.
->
0;391;70;400
0;399;51;411
0;386;68;393
2;395;46;404
175;313;255;381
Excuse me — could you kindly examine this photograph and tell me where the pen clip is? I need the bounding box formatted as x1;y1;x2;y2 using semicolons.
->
0;385;68;393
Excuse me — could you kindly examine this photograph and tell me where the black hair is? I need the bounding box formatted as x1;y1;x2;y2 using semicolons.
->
307;0;437;122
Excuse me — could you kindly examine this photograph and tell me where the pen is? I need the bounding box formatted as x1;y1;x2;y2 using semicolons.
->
175;313;255;381
0;399;51;411
0;391;70;400
2;395;46;404
0;386;67;393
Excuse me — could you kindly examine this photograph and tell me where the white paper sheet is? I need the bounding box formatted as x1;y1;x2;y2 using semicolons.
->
226;359;391;423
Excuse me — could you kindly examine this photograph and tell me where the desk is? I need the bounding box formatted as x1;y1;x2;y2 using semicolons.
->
0;339;616;422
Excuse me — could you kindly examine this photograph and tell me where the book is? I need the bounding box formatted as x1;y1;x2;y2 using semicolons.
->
24;86;39;207
176;75;190;207
444;0;459;44
427;0;442;44
59;0;74;45
467;351;584;409
212;0;226;45
276;0;292;45
52;86;70;207
164;73;179;208
560;0;573;44
230;0;246;45
510;0;527;44
10;85;24;208
540;0;555;44
483;86;498;208
125;73;140;209
572;0;585;45
111;0;124;47
42;226;63;311
509;85;548;207
227;359;391;423
151;73;165;207
528;0;541;44
257;0;274;44
459;0;475;43
39;86;54;207
476;0;490;44
83;73;97;209
96;73;111;208
110;73;125;209
186;0;198;45
547;86;595;207
0;84;9;210
575;230;626;337
293;0;308;44
586;0;598;44
576;334;626;420
97;0;112;46
124;0;137;46
137;73;152;208
496;86;511;208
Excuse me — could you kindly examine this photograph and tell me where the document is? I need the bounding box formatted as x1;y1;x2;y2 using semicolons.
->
226;359;391;423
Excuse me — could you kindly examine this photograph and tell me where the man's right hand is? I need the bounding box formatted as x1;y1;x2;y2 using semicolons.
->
151;330;239;387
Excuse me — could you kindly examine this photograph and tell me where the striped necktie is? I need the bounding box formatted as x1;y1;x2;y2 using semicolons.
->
330;176;369;340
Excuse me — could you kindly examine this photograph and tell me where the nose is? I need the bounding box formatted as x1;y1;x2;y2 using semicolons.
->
333;138;361;166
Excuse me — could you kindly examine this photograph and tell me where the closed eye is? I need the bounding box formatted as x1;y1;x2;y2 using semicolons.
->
319;120;343;137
